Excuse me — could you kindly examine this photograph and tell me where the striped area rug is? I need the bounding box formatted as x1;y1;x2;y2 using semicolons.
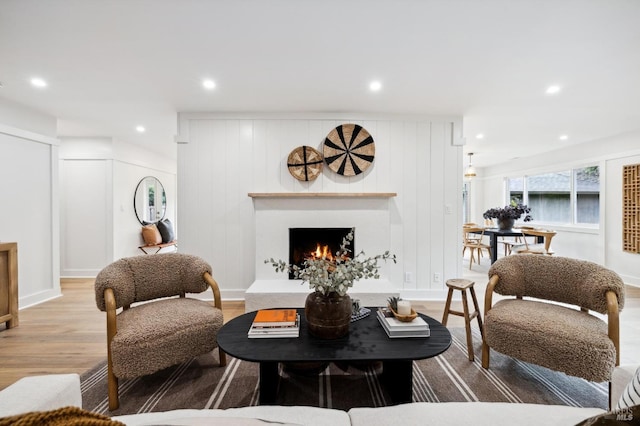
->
81;328;608;416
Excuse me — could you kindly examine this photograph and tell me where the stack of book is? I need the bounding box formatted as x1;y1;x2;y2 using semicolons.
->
376;307;430;338
248;308;300;338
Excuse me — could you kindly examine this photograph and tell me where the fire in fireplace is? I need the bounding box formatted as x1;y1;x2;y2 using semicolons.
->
288;228;354;279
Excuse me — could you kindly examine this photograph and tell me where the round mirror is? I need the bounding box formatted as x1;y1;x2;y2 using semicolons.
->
134;176;167;225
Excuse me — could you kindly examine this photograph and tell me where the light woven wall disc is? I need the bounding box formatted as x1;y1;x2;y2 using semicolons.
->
323;124;375;176
287;146;323;181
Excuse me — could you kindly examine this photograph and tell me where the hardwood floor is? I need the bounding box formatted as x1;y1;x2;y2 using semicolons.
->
1;271;638;391
0;279;244;390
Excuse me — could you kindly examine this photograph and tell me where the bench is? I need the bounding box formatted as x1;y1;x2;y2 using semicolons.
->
138;240;177;254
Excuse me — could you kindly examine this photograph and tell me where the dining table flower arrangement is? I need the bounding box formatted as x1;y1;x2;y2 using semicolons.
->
265;228;396;339
483;203;533;230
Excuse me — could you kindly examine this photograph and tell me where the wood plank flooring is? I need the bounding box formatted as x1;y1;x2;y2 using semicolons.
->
0;274;638;391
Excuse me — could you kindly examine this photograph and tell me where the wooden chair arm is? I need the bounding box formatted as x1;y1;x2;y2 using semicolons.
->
204;271;223;310
606;290;620;366
104;287;118;407
104;288;118;343
484;275;499;318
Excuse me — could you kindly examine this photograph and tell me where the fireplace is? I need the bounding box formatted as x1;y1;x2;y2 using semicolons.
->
288;227;354;279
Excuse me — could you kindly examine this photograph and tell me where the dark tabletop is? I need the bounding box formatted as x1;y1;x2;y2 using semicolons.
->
217;308;452;363
478;227;525;237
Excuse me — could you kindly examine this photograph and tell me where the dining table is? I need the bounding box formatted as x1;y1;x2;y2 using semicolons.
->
476;228;543;264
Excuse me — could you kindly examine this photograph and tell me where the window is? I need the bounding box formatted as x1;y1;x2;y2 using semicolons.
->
575;166;600;224
527;171;571;223
507;166;599;226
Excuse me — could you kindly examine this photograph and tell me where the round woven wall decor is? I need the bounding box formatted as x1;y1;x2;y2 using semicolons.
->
323;124;375;176
287;146;323;181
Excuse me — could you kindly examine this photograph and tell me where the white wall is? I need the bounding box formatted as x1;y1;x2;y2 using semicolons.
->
60;158;111;277
177;114;463;300
479;130;640;285
0;121;61;308
59;137;177;276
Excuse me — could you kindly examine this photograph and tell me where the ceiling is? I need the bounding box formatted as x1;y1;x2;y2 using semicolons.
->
1;0;639;167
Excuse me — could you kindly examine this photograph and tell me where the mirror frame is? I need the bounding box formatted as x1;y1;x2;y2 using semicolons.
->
134;176;167;225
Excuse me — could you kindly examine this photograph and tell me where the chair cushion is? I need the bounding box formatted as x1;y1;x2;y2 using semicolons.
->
513;243;547;253
485;299;616;382
111;298;223;379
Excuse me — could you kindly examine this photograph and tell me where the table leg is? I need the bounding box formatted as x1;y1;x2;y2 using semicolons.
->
259;362;279;405
490;233;498;263
381;360;413;404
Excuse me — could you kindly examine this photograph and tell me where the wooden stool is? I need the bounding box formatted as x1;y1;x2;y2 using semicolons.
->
442;278;483;361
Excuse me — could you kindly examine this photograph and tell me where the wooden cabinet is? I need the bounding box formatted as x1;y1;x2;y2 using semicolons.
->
0;242;18;329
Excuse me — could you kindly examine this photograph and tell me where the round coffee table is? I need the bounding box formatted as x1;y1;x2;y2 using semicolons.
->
217;308;451;405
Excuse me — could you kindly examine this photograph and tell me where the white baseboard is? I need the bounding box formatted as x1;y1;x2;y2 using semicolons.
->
19;289;62;310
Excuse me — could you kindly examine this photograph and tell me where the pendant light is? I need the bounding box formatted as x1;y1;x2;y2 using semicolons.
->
464;153;476;179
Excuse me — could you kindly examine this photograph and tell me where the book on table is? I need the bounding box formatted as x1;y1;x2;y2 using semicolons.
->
377;307;430;338
248;313;300;338
252;308;298;327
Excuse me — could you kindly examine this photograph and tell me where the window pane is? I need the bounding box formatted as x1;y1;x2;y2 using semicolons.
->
575;166;600;224
508;177;524;205
526;171;571;223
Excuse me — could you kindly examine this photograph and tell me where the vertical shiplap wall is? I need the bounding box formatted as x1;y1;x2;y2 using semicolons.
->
0;127;60;307
60;159;111;276
178;114;462;299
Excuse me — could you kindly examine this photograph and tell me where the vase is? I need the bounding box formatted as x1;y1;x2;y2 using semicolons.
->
304;291;351;339
498;218;515;230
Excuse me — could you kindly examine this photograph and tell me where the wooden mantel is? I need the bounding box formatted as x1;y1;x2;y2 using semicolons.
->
248;192;397;198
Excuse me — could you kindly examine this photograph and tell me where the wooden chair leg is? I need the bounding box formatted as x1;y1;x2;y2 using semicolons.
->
482;339;490;369
107;360;119;410
468;248;476;270
219;347;227;366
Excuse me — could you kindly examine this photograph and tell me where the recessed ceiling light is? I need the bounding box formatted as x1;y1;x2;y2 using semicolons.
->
559;134;568;141
546;85;561;95
30;77;47;88
369;81;382;92
136;125;146;133
202;79;216;90
475;133;485;140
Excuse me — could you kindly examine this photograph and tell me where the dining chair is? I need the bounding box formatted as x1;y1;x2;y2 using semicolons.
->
513;228;557;255
462;226;492;269
500;231;525;256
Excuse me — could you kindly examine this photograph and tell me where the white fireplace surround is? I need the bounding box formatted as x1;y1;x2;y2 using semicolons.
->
246;196;400;311
254;197;394;280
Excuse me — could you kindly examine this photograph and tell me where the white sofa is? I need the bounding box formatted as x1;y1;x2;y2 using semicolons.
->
0;366;636;426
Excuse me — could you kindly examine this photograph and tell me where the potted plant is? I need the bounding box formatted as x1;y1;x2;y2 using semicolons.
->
266;228;396;339
483;203;532;230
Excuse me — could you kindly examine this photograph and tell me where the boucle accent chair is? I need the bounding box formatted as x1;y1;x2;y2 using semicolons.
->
481;255;625;387
95;253;226;410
